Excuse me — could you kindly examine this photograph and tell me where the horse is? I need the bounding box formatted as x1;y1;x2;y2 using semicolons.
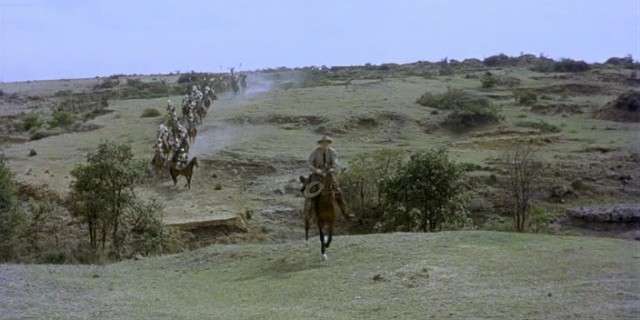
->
195;103;207;123
187;122;197;144
169;157;198;189
302;172;337;261
151;150;166;178
178;137;190;153
182;103;192;119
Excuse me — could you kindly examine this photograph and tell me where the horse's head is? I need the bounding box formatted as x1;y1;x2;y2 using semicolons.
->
192;157;199;167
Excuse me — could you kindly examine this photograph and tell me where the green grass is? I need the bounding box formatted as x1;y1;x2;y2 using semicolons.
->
2;231;638;319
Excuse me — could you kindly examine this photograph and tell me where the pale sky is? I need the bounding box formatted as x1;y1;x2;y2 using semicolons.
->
1;0;638;82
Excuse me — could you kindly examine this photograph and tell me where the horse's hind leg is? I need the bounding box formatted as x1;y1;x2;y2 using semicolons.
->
170;171;178;187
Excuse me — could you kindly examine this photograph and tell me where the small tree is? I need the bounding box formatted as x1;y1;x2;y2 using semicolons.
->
386;149;466;232
70;141;146;254
502;144;541;232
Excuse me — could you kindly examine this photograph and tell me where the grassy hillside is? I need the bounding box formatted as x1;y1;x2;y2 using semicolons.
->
2;231;638;319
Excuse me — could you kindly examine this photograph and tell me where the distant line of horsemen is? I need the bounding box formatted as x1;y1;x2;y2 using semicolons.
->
151;70;247;188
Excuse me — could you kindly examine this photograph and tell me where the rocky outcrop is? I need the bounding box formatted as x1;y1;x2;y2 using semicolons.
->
567;204;640;224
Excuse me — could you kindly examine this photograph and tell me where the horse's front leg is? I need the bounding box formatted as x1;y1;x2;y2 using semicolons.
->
325;224;333;249
318;225;327;261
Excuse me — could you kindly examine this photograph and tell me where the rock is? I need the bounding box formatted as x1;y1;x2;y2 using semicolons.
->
372;274;385;281
133;254;144;261
567;204;640;223
28;149;37;157
551;185;570;197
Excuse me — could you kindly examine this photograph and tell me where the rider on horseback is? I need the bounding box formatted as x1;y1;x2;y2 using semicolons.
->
305;135;348;216
175;148;188;170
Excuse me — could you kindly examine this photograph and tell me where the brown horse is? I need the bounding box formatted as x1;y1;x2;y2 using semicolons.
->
302;173;337;261
169;157;198;189
151;151;166;178
187;122;197;144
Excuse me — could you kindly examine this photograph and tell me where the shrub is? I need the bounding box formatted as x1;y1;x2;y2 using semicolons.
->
531;59;556;73
94;78;120;90
554;59;590;72
23;113;43;131
480;72;499;88
604;55;635;68
49;111;75;127
444;105;503;130
528;205;550;233
115;199;184;258
121;80;171;99
513;90;538;105
385;149;467;232
341;149;405;231
0;157;22;261
141;108;162;118
417;88;502;130
416;88;491;110
483;54;510;67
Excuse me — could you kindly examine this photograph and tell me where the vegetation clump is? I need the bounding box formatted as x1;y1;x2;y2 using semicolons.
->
417;88;502;130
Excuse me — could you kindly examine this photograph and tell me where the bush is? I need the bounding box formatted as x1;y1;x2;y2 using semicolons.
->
604;55;635;68
94;78;120;90
49;111;75;127
444;105;503;130
513;90;538;105
483;54;510;67
416;88;492;110
531;59;556;73
385;149;468;232
480;72;499;88
341;149;405;231
141;108;162;118
528;205;550;233
115;199;184;258
23;113;43;131
417;88;502;130
0;157;22;261
554;59;590;72
121;80;171;99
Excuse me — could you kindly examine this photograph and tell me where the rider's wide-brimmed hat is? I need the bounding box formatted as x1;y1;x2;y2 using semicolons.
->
317;135;332;143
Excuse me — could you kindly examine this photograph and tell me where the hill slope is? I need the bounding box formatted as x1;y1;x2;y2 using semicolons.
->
2;231;638;319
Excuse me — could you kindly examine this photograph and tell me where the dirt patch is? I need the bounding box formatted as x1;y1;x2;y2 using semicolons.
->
454;134;561;150
315;111;409;135
227;114;326;126
595;90;640;122
531;103;585;115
